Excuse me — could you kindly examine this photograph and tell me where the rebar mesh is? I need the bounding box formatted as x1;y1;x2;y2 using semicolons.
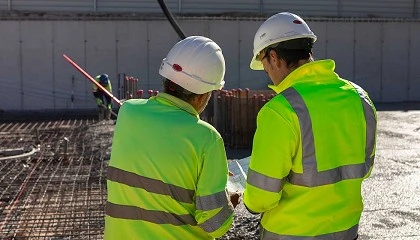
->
0;117;113;239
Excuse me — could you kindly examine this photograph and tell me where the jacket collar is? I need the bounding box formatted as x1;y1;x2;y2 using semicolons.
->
152;92;199;117
268;59;337;94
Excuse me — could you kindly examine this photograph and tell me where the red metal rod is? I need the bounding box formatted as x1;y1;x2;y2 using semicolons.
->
63;54;122;106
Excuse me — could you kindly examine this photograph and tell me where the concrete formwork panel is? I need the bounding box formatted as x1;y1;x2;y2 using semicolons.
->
382;23;410;102
21;21;53;110
1;19;420;111
262;0;339;17
0;1;7;10
178;20;209;37
116;21;148;96
354;22;382;102
53;21;87;109
209;21;240;90
310;21;328;60
238;21;268;90
99;0;160;12
85;21;118;106
408;22;420;101
147;21;179;91
326;22;355;81
0;22;21;110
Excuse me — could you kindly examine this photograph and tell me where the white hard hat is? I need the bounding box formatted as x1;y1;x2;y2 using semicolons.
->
250;12;317;70
159;36;225;94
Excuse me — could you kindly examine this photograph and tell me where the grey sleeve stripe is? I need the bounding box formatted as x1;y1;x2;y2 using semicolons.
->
282;88;316;171
106;201;197;226
199;205;233;233
107;166;194;204
247;168;286;193
280;86;376;187
196;190;229;210
347;81;377;165
260;224;358;239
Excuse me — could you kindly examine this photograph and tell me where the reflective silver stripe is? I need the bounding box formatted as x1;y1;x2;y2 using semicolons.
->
196;190;229;210
247;168;286;193
199;205;233;233
106;201;197;226
261;224;358;240
288;158;374;187
347;81;377;166
107;166;194;203
281;87;376;187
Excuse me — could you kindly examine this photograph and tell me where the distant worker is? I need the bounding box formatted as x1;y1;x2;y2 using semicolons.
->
243;12;377;239
92;74;112;120
104;36;240;239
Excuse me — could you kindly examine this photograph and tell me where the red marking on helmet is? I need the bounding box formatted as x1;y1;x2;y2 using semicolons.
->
173;64;182;72
293;20;302;24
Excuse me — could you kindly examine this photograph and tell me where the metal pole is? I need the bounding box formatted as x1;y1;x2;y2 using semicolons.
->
8;0;11;11
93;0;97;12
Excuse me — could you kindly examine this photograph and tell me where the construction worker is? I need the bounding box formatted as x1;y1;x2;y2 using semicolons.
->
104;36;240;239
243;12;377;239
92;73;112;120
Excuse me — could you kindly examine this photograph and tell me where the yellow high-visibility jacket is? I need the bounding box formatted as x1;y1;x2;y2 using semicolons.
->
92;75;112;93
243;60;377;239
105;93;233;240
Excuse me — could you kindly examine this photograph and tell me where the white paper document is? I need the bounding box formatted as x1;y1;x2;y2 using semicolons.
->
226;156;250;192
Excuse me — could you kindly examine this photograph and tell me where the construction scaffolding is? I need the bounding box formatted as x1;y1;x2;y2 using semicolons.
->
0;115;112;239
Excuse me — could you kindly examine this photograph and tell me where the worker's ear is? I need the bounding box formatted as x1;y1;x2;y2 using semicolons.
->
193;92;212;113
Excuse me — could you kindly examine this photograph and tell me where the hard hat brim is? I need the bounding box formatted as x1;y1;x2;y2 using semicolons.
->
250;55;264;71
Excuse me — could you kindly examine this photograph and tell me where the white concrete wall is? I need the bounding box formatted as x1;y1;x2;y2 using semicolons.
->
0;19;420;110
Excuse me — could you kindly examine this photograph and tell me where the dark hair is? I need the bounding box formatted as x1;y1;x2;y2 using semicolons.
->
266;38;314;69
162;78;198;102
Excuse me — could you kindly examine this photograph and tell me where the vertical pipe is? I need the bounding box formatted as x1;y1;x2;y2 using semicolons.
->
125;75;128;99
259;0;263;15
131;77;134;98
93;0;97;12
232;89;237;149
137;89;143;99
8;0;11;11
245;88;249;147
63;137;69;155
135;78;138;95
127;77;131;99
